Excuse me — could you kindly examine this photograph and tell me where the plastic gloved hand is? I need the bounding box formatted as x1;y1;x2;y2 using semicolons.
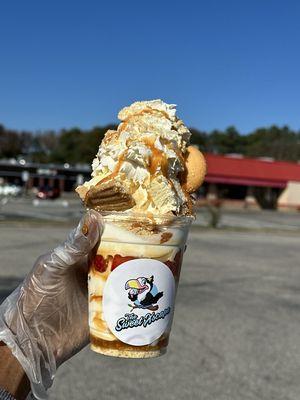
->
0;210;102;399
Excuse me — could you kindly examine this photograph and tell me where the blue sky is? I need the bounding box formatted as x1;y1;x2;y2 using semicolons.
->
1;0;300;133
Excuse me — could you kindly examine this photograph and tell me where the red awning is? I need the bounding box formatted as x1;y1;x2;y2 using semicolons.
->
204;154;300;188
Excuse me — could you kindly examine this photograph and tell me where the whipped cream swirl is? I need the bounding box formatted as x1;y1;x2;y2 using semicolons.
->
85;100;192;215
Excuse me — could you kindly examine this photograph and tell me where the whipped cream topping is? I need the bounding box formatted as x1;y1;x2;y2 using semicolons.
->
83;100;192;215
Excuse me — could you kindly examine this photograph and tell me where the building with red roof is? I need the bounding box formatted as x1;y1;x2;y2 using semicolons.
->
202;154;300;209
205;154;300;188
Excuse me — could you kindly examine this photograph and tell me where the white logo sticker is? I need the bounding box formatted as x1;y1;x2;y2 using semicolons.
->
103;259;176;346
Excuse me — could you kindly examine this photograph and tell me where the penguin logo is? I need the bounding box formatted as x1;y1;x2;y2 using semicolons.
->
125;275;163;312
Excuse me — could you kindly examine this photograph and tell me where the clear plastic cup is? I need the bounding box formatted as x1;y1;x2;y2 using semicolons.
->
88;212;193;358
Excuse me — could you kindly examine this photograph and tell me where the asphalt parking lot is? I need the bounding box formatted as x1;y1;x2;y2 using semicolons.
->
1;201;300;400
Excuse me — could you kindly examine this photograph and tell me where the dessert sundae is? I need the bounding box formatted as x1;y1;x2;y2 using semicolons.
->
76;100;206;358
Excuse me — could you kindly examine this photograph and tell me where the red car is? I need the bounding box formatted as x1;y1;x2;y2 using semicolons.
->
36;186;60;200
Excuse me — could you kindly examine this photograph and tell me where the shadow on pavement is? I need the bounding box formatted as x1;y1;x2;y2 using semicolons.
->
0;276;23;304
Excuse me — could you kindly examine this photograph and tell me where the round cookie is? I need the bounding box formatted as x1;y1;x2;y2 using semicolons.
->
181;146;206;193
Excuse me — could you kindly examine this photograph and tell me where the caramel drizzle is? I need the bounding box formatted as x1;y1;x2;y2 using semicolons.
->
90;295;102;302
140;136;169;176
118;108;171;137
118;120;129;133
121;107;171;124
102;130;120;146
97;150;127;185
139;136;191;213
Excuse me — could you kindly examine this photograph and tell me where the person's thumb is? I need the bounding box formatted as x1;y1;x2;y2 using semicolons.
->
52;209;103;267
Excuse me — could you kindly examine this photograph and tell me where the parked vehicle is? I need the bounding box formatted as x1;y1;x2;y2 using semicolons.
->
36;186;60;200
0;184;22;197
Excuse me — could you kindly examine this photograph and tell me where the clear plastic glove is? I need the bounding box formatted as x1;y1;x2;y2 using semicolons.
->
0;210;102;399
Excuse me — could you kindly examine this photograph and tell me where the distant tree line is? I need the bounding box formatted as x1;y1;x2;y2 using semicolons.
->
190;125;300;162
0;123;299;164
